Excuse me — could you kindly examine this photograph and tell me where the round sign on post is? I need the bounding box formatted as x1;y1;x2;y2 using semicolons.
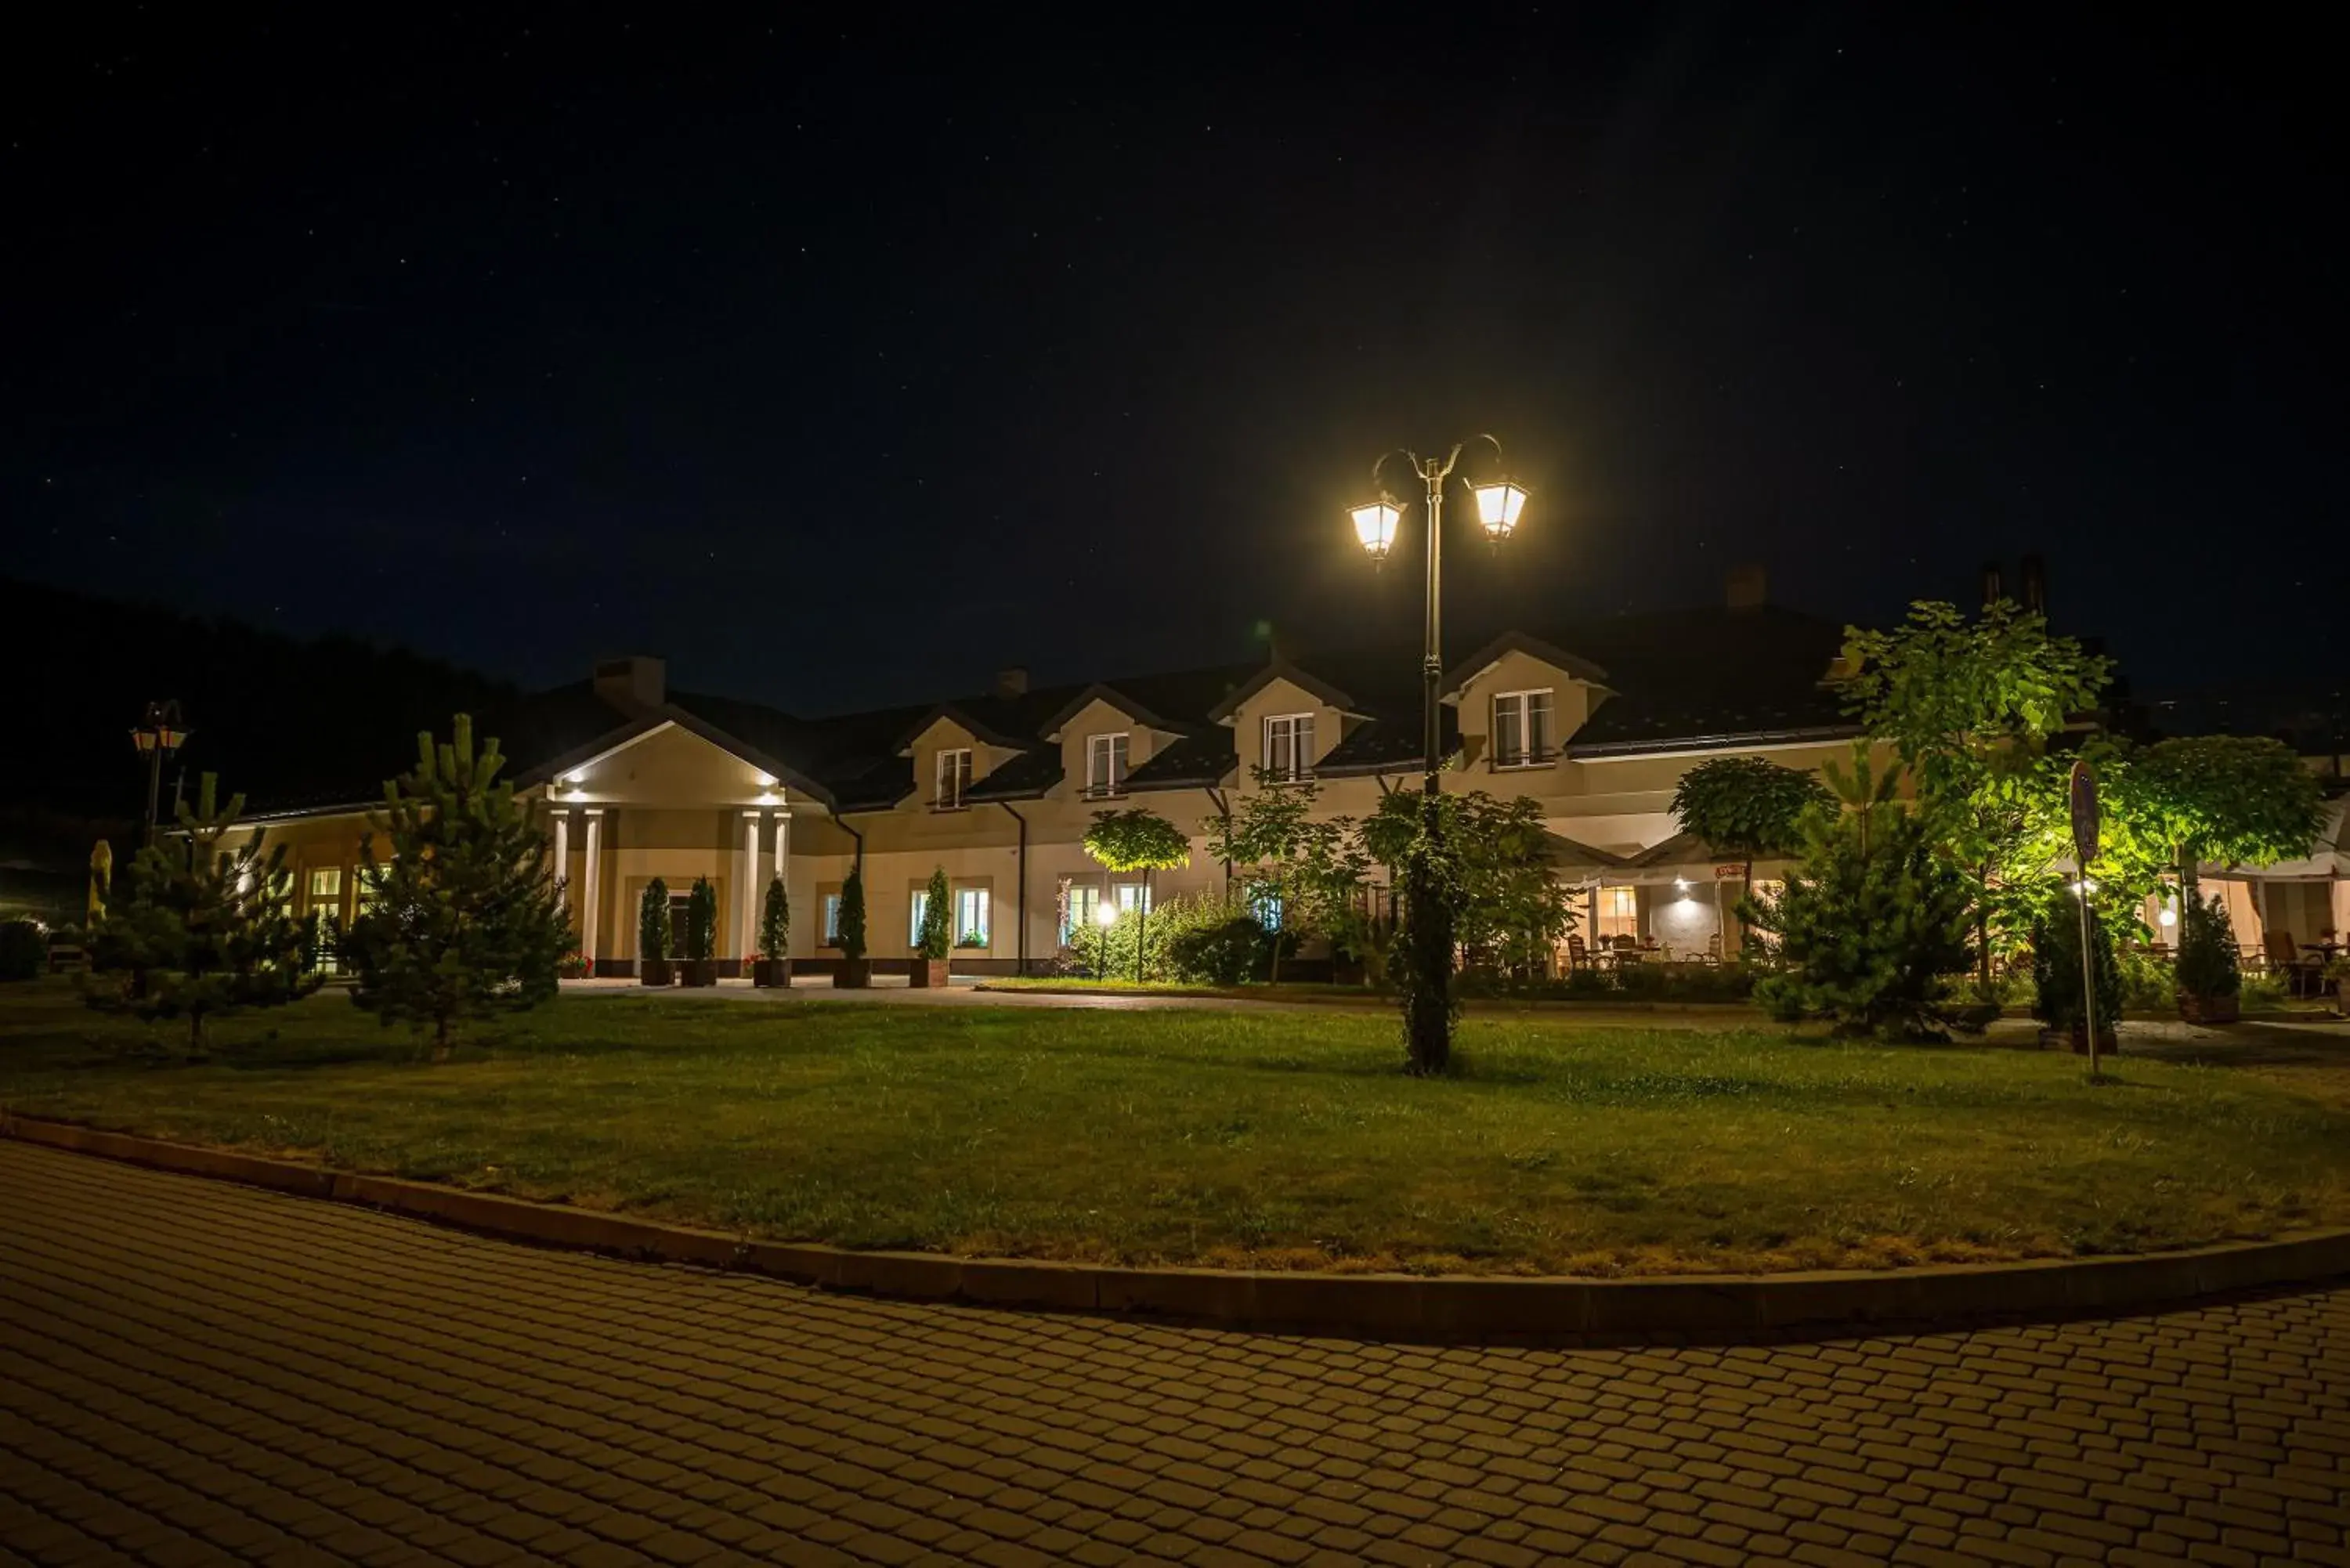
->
2069;759;2100;865
2067;760;2103;1080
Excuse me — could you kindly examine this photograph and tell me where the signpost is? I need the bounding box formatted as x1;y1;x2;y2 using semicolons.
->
2069;760;2103;1081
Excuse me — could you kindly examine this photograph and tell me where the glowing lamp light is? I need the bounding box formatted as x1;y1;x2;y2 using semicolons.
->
131;727;157;753
755;773;778;789
1470;478;1530;541
1350;500;1400;562
2070;877;2099;897
2157;905;2178;927
1094;901;1119;930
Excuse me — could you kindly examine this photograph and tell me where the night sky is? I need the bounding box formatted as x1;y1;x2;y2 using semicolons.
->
8;8;2338;714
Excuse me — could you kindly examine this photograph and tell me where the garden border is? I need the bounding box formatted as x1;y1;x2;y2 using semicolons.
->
9;1111;2349;1344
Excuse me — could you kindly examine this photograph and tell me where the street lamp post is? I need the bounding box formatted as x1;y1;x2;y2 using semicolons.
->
1094;898;1118;983
1352;438;1530;1074
129;701;191;846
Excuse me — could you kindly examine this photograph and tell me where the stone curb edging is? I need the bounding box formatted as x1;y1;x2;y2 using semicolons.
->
9;1112;2349;1343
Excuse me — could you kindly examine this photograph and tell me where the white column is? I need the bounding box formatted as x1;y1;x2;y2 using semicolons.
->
580;810;604;965
552;812;571;919
739;812;761;962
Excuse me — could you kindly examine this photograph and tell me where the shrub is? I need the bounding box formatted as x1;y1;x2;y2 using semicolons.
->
2029;884;2122;1035
2173;895;2240;1000
2117;948;2175;1011
0;918;45;982
2240;972;2289;1010
837;867;867;961
1165;912;1275;985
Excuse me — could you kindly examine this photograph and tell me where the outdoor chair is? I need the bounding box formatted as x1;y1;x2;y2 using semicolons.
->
2266;930;2319;998
1567;934;1590;970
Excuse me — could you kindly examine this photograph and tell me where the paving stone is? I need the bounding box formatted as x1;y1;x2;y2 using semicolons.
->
6;1139;2350;1568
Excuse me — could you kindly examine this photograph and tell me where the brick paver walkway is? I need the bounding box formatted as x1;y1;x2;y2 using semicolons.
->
2;1141;2346;1567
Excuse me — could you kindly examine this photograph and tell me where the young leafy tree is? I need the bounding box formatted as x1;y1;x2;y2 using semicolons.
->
639;877;672;963
1083;807;1192;982
1838;599;2111;982
2120;735;2323;902
2027;880;2122;1042
1669;756;1832;888
759;876;790;959
2173;893;2241;1003
1362;789;1574;976
837;865;868;961
342;716;570;1059
1748;745;1976;1039
916;865;953;959
1202;771;1358;982
85;774;317;1056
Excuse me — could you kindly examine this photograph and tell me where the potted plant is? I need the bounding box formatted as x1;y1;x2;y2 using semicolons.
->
2030;886;2120;1053
638;879;674;986
912;866;951;987
836;866;870;987
2173;895;2241;1024
754;877;791;988
680;876;718;986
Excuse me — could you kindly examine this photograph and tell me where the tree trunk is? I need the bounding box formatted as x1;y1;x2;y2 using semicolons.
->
1137;871;1150;985
432;1015;452;1064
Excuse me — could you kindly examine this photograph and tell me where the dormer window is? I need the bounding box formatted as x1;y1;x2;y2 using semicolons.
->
935;747;973;810
1492;689;1554;768
1264;714;1315;782
1086;732;1129;797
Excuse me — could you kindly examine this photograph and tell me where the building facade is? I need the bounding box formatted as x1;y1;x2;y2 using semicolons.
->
238;581;1879;976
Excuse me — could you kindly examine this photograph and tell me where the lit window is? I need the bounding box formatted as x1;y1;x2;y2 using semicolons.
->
1492;690;1554;767
1596;886;1639;940
935;748;973;809
954;887;991;948
1249;883;1284;930
822;893;843;945
1114;881;1152;916
909;890;929;947
1087;732;1130;797
1263;714;1315;782
1061;882;1101;945
308;866;342;904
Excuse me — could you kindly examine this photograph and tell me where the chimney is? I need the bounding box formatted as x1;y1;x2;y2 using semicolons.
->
992;667;1029;699
2019;554;2048;616
593;655;667;714
1725;563;1768;611
1980;560;2005;606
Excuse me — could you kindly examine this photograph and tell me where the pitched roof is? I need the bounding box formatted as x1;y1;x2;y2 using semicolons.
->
1125;732;1238;791
1441;630;1610;696
964;749;1065;802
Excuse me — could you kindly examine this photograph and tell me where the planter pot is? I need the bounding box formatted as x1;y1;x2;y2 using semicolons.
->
753;957;792;988
2046;1023;2121;1054
837;958;871;989
910;958;950;988
640;959;674;988
2178;991;2240;1025
680;959;718;988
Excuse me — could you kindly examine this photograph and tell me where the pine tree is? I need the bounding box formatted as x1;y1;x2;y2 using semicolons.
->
1749;745;1975;1039
85;773;317;1056
342;715;570;1058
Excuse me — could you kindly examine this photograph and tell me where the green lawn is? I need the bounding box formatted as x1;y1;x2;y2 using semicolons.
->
3;982;2346;1276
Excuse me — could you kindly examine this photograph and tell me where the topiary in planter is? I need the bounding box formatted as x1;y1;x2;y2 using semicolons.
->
836;866;870;987
638;878;673;985
2174;895;2240;1024
912;866;951;987
680;877;718;985
2030;883;2121;1051
754;877;791;987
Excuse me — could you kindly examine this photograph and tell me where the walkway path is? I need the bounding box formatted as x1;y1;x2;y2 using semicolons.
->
4;1140;2348;1566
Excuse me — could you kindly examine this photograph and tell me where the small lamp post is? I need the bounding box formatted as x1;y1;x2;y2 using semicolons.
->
1351;436;1531;1073
1094;898;1119;983
130;700;191;846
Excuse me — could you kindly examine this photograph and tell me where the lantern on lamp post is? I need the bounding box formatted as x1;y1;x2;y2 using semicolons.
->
130;700;191;845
